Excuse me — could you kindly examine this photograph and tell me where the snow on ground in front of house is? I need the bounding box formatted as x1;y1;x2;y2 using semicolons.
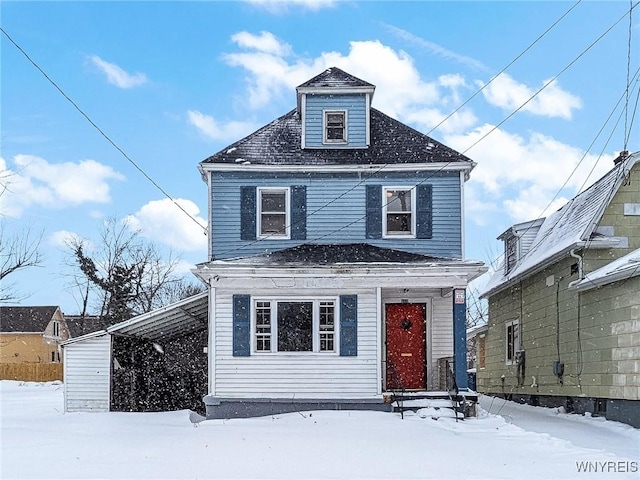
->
1;381;638;480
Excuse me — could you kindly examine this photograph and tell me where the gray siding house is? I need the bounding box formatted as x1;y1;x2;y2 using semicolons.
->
195;67;487;419
478;151;640;427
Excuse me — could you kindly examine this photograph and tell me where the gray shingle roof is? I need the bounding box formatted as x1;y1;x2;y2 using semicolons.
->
296;67;374;89
216;243;457;265
201;108;471;167
0;306;60;333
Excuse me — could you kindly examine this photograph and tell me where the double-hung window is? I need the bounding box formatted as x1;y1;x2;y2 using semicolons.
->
383;187;415;237
505;320;520;364
324;110;346;143
253;299;337;353
258;187;289;238
52;321;60;337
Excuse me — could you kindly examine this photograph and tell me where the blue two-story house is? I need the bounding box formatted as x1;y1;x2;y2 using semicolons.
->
194;67;487;419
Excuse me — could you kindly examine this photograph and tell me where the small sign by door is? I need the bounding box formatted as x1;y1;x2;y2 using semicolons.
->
454;289;465;304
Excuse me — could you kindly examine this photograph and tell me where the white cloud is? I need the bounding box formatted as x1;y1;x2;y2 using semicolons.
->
187;110;260;142
244;0;337;13
231;31;293;56
50;230;84;248
480;73;582;119
125;198;208;252
90;55;147;89
444;126;615;223
0;154;124;218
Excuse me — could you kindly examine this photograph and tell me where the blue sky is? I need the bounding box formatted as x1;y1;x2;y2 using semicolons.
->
1;0;638;314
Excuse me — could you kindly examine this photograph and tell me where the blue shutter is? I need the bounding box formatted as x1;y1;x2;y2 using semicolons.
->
290;185;307;240
339;295;357;356
416;184;433;239
232;294;250;356
365;185;382;239
240;187;256;241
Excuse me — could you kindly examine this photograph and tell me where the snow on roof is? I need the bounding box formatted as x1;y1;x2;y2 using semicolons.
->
481;152;639;298
200;108;472;168
568;247;640;291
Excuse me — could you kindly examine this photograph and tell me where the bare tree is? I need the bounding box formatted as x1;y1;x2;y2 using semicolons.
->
0;222;44;303
64;217;192;324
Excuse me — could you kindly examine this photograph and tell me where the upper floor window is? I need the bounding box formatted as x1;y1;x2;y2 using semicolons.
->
324;110;347;143
504;235;518;274
253;298;337;353
383;187;415;237
505;320;520;364
258;188;290;238
52;321;60;337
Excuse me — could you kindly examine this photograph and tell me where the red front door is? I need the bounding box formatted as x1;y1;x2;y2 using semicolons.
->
386;303;426;390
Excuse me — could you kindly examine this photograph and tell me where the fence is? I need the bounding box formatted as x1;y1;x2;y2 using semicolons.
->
0;363;63;382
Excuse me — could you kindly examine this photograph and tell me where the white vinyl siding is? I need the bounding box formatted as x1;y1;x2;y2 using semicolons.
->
63;334;111;412
213;289;378;398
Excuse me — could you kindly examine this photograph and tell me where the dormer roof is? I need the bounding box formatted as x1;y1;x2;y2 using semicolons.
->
297;66;375;89
295;67;375;113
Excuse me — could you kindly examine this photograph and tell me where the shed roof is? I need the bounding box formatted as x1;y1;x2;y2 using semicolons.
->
481;152;639;298
0;306;60;333
200;108;472;168
62;292;208;345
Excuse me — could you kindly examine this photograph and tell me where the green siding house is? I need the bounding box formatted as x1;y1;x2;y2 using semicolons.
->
478;151;640;427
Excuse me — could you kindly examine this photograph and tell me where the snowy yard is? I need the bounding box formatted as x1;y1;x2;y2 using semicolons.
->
1;381;638;479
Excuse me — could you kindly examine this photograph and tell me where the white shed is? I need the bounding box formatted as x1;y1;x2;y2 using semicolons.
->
63;331;112;412
61;292;209;413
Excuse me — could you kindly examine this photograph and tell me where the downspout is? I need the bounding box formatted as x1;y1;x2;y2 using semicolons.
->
570;249;583;279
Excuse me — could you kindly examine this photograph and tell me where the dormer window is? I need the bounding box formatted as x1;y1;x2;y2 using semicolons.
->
505;235;518;274
324;110;346;143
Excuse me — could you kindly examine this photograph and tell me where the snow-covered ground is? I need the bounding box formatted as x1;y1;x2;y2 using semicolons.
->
1;381;638;479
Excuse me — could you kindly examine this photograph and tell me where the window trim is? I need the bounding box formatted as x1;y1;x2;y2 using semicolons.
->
505;320;520;365
251;297;339;354
478;334;486;369
323;110;347;144
382;186;416;238
257;187;290;239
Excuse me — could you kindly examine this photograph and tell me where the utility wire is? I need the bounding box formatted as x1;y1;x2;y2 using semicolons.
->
1;27;207;235
461;2;639;156
426;0;583;137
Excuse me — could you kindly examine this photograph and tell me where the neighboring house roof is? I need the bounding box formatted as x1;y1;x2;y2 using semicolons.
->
0;306;60;333
210;243;466;266
65;315;105;338
467;323;488;339
296;66;374;89
200;108;472;168
481;152;639;298
568;247;640;291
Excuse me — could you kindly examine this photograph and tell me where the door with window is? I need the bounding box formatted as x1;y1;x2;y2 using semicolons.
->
385;303;426;390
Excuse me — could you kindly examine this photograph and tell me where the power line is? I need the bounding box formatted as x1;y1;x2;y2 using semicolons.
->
426;0;583;137
0;27;207;235
461;2;639;157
